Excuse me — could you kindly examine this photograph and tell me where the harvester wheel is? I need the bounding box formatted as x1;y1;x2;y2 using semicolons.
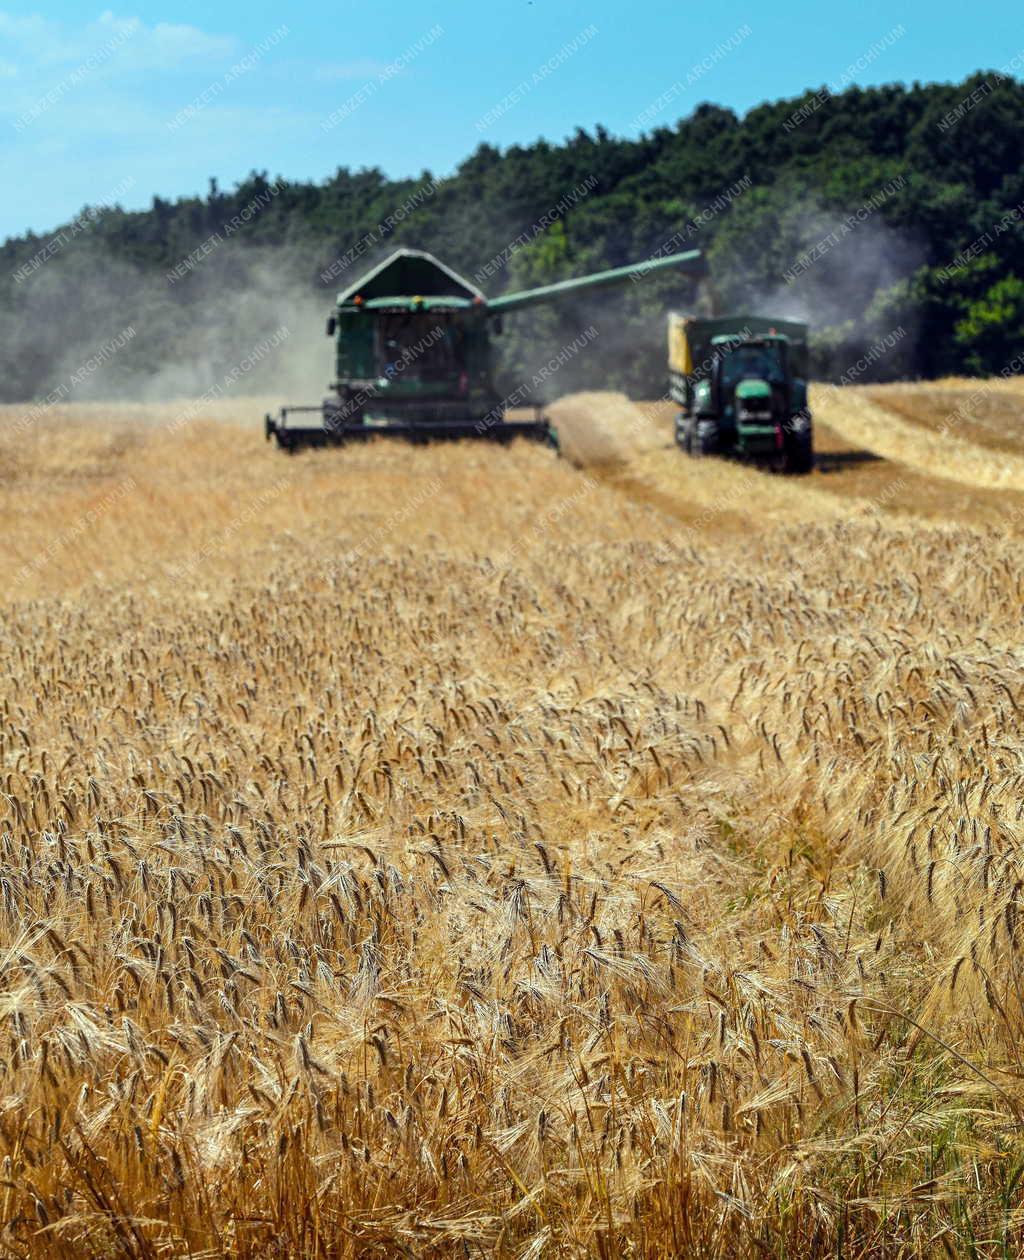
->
674;413;691;451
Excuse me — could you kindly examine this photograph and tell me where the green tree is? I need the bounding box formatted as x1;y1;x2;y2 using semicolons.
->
955;275;1024;374
5;74;1024;400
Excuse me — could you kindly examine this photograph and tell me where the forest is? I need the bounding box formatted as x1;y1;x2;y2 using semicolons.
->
2;72;1022;402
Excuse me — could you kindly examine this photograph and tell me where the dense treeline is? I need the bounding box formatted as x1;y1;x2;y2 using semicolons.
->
2;73;1023;403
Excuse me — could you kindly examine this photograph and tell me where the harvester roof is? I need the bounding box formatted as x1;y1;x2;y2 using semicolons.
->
337;248;485;311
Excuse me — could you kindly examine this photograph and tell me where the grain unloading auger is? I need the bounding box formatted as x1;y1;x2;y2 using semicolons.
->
265;246;705;450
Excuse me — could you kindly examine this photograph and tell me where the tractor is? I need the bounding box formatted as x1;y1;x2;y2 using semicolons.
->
669;314;813;473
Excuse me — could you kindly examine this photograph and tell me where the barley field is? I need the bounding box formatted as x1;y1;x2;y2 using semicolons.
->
2;384;1024;1257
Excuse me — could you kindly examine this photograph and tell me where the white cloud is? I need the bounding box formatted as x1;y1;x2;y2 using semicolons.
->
144;21;237;63
0;13;55;38
0;9;302;239
0;12;77;65
0;10;237;74
0;11;251;132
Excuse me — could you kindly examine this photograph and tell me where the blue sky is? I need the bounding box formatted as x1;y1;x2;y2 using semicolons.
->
1;0;1021;242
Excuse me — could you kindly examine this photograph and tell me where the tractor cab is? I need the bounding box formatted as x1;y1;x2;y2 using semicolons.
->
717;336;788;390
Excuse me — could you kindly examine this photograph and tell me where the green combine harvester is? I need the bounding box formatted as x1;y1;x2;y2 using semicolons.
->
266;246;705;450
669;313;814;473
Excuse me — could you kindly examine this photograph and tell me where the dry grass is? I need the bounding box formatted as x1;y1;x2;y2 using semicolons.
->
3;393;1024;1257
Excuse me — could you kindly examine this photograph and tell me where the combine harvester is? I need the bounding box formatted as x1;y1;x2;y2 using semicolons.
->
669;314;814;473
266;247;705;450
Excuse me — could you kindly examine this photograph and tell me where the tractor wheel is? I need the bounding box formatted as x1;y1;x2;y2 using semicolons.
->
693;419;720;457
674;413;691;452
783;436;814;474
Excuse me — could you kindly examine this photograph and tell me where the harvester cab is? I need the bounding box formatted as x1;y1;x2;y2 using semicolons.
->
669;314;813;473
265;246;706;451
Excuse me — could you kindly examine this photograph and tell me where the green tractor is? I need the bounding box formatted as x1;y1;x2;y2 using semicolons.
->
669;314;814;473
266;246;705;450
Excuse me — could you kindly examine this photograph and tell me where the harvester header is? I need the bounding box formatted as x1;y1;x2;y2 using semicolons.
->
265;246;706;451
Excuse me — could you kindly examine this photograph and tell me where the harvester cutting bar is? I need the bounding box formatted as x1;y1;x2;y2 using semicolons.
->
265;405;555;451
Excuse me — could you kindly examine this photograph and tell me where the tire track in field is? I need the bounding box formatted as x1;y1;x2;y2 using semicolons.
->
548;390;1024;534
811;384;1024;492
550;392;872;530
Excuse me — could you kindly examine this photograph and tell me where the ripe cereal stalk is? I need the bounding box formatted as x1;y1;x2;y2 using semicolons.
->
1;389;1024;1255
